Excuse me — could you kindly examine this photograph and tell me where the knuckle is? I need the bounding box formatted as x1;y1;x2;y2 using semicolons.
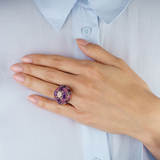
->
44;85;55;97
88;66;100;77
144;82;150;90
83;62;102;79
117;58;127;68
54;105;62;114
24;65;32;74
32;55;41;64
26;77;33;88
93;44;101;51
51;56;63;68
76;112;92;125
81;60;90;67
88;44;101;54
45;69;56;81
117;58;124;63
78;77;95;92
81;79;92;89
83;61;94;71
39;99;47;109
141;80;150;91
80;81;100;100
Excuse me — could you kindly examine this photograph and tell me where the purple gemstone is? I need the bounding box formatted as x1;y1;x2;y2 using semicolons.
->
58;102;61;105
63;88;68;92
54;91;57;96
57;98;61;104
63;93;66;99
66;99;69;103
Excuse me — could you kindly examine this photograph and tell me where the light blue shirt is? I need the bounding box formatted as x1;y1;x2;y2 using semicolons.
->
0;0;159;159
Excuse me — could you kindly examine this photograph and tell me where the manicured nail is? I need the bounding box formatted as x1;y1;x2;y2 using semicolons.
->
13;74;25;82
21;56;32;63
27;96;38;104
10;64;22;72
76;39;89;46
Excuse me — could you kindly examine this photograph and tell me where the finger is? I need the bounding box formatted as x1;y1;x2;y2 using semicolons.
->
12;73;76;105
10;63;78;86
76;39;123;69
27;95;78;120
21;54;84;75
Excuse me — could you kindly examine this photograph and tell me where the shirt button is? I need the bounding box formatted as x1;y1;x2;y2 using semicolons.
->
92;157;101;160
82;27;92;36
84;0;89;3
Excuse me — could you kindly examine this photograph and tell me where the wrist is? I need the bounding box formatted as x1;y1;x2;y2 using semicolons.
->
143;96;160;160
136;93;160;148
125;89;160;148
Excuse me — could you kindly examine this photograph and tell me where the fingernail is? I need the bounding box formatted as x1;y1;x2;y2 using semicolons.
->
13;74;25;82
10;64;22;72
21;56;32;63
76;39;89;46
27;96;38;104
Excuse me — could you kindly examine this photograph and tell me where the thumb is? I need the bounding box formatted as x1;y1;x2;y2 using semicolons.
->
76;39;121;67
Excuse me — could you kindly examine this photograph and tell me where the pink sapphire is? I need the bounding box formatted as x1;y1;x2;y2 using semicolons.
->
63;88;68;92
61;99;66;104
67;94;71;99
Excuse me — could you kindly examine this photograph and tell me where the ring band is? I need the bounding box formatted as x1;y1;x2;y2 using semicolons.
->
54;85;72;105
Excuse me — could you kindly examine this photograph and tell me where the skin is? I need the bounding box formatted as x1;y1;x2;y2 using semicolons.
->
10;39;160;159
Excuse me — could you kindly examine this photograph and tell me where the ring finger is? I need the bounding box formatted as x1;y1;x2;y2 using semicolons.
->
12;73;76;105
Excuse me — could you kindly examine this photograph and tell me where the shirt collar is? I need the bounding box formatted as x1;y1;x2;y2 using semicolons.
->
33;0;131;31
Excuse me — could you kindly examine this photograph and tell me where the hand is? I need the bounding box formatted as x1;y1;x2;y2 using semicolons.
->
10;39;160;146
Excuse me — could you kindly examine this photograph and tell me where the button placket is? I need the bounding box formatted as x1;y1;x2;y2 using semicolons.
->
72;2;111;160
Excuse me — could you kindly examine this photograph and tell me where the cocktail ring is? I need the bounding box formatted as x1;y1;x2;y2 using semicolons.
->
54;85;72;105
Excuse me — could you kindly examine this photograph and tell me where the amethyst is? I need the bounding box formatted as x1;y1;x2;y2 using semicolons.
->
59;87;63;91
57;98;61;105
63;93;66;99
65;99;69;103
54;91;57;96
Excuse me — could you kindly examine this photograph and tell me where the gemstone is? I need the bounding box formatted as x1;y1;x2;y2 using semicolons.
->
67;94;71;99
59;86;63;91
66;86;70;90
57;98;61;104
63;93;66;99
63;88;68;92
61;99;66;104
54;91;57;96
65;99;69;103
57;91;62;98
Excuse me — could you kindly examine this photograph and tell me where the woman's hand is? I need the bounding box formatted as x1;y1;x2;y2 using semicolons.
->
10;39;160;148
